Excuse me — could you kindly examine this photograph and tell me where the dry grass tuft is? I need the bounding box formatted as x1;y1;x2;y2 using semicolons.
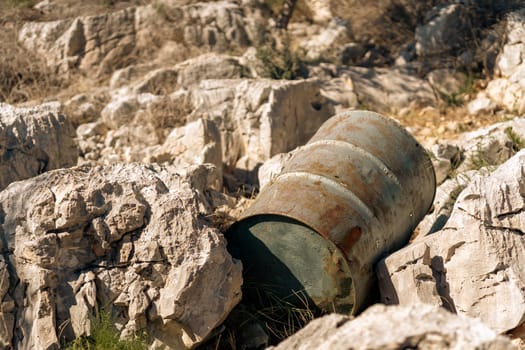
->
0;0;145;105
0;1;64;104
332;0;447;56
0;30;65;104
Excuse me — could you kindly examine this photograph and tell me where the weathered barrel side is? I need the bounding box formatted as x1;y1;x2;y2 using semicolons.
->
227;110;436;313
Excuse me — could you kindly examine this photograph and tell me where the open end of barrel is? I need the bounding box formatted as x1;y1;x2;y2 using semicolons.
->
226;214;356;315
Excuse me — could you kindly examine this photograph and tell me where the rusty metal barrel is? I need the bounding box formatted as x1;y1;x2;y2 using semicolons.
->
226;110;436;314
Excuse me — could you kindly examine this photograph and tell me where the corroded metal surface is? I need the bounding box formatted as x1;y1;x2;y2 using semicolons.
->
228;110;436;314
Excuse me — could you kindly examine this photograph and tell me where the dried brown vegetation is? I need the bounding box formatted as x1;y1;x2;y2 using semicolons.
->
0;0;144;104
333;0;447;53
0;1;62;103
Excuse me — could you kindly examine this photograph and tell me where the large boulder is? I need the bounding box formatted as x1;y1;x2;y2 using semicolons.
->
18;1;264;74
0;163;242;349
270;304;515;349
0;102;78;191
187;78;334;172
297;19;352;62
415;4;471;57
476;9;525;115
378;149;525;334
486;79;525;115
496;9;525;86
340;67;437;113
146;118;223;185
19;8;138;74
416;118;525;238
127;53;248;95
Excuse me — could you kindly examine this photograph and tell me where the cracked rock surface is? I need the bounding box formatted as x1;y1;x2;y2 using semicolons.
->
0;102;78;192
378;149;525;334
0;163;242;349
270;304;515;350
18;1;263;75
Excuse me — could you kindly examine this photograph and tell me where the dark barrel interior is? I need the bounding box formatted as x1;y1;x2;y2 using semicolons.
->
226;214;355;314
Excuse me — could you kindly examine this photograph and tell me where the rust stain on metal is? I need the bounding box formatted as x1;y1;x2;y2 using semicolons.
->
320;203;346;238
230;109;436;314
338;226;362;253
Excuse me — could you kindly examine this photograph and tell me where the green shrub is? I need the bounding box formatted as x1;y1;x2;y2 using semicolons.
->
504;126;525;152
256;35;306;80
4;0;36;8
467;142;493;171
65;310;148;350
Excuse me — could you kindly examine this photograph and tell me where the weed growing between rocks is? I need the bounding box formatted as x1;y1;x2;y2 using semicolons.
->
256;34;307;80
467;142;496;171
440;71;478;108
64;310;148;350
263;0;313;24
504;126;525;152
466;128;525;172
443;183;466;211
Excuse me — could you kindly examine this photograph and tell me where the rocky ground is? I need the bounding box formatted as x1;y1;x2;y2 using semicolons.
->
1;0;525;349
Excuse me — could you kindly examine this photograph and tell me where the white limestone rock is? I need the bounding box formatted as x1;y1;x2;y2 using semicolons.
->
476;9;525;115
18;1;264;74
319;77;359;112
496;10;525;87
486;79;525;115
378;149;525;334
415;4;471;57
299;19;352;62
456;118;525;172
467;92;497;115
258;152;294;190
0;102;78;191
270;304;515;350
188;78;334;171
303;0;333;23
341;67;437;113
63;92;107;127
100;95;139;130
146;118;223;185
0;163;242;349
432;157;452;185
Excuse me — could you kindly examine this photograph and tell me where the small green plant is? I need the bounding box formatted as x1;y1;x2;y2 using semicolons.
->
437;70;478;108
65;310;148;350
357;102;371;111
5;0;36;8
256;35;305;80
504;126;525;152
466;129;524;171
442;92;462;107
426;149;437;161
466;142;493;171
263;0;313;23
443;184;465;210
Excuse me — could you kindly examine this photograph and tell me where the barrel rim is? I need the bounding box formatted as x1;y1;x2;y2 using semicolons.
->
227;213;358;314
